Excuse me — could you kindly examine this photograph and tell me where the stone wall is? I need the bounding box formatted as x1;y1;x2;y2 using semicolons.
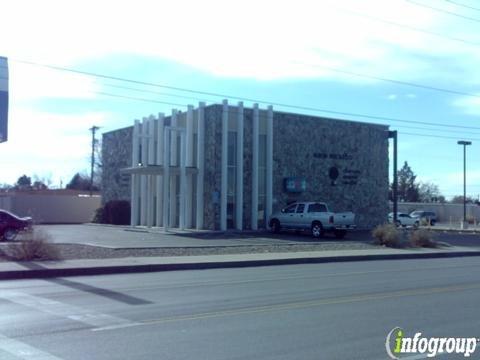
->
102;126;133;204
271;112;389;228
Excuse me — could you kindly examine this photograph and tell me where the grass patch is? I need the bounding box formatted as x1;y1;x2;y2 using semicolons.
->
372;224;405;248
3;228;61;261
409;229;437;248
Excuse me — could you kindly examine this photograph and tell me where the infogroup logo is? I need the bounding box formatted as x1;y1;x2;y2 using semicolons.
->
385;327;478;359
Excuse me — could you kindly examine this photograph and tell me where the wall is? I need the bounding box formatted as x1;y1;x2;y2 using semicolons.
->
272;112;389;228
392;202;480;223
0;193;101;224
102;126;133;204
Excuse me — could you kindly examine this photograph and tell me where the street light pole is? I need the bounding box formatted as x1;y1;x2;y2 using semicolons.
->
457;140;472;225
388;131;398;223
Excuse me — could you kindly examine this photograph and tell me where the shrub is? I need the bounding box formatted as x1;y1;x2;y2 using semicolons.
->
95;200;131;225
409;229;437;248
372;224;402;248
4;229;61;261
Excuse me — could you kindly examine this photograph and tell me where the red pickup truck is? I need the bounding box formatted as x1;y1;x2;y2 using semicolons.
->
0;210;33;241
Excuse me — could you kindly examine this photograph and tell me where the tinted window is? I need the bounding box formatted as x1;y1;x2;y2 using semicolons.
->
284;204;297;214
308;203;327;213
296;204;305;213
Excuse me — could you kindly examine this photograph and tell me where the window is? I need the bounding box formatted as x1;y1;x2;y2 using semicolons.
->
308;203;327;213
284;204;297;213
296;204;305;213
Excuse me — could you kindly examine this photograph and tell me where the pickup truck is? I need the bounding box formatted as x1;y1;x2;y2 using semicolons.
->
268;202;356;239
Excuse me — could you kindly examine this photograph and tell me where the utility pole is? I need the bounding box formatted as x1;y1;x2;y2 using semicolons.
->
89;126;100;196
388;131;398;223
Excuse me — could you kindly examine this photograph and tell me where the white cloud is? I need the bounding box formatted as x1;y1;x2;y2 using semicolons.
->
387;94;398;100
453;96;480;116
1;0;479;82
0;108;111;185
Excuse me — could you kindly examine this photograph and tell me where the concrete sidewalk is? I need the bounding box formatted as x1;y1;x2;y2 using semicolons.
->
2;245;480;280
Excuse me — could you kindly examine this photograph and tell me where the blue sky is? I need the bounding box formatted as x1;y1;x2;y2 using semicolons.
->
1;0;480;198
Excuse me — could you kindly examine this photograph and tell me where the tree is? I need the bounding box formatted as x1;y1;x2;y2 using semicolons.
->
15;175;31;190
66;172;98;191
450;195;475;204
418;182;445;203
396;162;420;202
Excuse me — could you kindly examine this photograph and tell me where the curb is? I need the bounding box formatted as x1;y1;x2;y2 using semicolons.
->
2;250;480;280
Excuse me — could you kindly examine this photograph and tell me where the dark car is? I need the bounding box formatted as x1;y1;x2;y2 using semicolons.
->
0;210;33;241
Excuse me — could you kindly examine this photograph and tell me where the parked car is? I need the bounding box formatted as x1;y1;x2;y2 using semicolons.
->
410;210;437;225
268;201;356;239
0;210;33;241
388;212;419;228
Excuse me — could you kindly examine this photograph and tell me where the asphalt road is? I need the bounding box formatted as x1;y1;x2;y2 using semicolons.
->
1;258;480;359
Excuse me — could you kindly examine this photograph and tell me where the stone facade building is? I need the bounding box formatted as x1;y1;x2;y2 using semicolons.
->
102;101;389;230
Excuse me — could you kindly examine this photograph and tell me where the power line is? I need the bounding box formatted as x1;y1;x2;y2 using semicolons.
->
401;131;480;141
12;58;480;132
296;60;480;99
98;90;480;142
406;0;480;22
444;0;480;12
336;6;480;47
391;124;480;135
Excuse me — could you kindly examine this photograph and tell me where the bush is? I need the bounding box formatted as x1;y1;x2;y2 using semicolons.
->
372;224;402;248
3;229;61;261
94;200;131;225
409;229;437;248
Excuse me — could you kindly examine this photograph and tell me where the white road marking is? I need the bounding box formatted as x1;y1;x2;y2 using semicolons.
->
0;291;140;330
0;333;63;360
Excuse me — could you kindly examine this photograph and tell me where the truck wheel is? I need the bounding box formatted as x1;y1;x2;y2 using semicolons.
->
270;219;281;234
311;222;324;238
334;230;347;239
3;228;18;241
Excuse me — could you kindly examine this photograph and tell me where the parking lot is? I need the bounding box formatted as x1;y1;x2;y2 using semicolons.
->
32;224;480;249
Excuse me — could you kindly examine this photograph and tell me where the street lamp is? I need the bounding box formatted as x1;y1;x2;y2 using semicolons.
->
457;140;472;226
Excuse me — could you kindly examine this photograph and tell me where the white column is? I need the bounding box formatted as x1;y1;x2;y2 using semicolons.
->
196;102;205;229
140;117;148;226
170;110;178;227
185;105;194;228
221;100;228;231
146;115;156;227
251;104;259;230
266;106;273;224
236;102;244;230
131;119;140;226
156;113;165;227
163;128;170;232
179;131;187;230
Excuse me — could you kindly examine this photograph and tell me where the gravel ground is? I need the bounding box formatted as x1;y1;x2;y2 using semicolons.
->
0;241;379;261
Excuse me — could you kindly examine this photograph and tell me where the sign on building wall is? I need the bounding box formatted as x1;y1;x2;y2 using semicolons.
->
284;177;306;193
0;57;8;143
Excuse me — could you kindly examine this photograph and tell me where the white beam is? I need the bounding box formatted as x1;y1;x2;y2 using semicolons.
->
196;102;205;229
163;128;170;232
179;132;186;230
221;100;228;231
131;119;140;226
236;102;244;230
170;110;178;227
146;115;156;227
156;113;165;227
185;105;194;228
266;106;273;224
140;118;148;226
251;104;259;230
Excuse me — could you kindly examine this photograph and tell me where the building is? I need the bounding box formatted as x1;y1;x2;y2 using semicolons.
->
102;100;389;230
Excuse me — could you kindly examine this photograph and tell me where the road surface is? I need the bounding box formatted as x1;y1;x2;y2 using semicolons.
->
1;258;479;359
